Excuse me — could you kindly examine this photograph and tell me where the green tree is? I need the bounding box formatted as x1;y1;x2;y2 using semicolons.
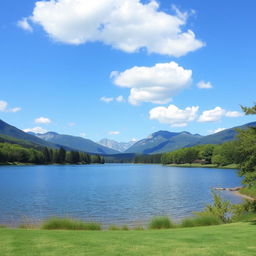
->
236;104;256;188
58;147;66;163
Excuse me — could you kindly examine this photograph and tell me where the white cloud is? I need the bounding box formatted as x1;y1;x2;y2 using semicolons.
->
225;111;243;117
100;96;114;103
198;107;243;122
80;133;86;138
68;122;76;127
109;131;120;135
197;80;213;89
23;127;48;134
198;107;225;122
149;104;199;127
17;18;33;32
112;62;192;105
208;128;226;134
35;117;51;124
0;100;21;113
100;95;126;103
116;95;125;102
23;0;204;56
131;138;138;142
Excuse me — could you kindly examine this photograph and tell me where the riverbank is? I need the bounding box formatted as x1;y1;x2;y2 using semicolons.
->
0;222;255;256
166;163;238;169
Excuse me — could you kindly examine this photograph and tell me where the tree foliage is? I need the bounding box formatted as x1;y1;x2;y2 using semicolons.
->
0;143;104;165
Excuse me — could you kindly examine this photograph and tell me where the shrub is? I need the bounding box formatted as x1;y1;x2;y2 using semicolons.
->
149;217;175;229
41;217;101;230
181;215;223;227
195;191;233;223
108;225;129;231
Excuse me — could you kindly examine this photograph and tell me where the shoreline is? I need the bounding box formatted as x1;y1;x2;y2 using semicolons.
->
231;191;256;201
166;163;238;169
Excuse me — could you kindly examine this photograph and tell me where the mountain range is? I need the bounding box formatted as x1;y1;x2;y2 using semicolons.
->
0;119;255;155
98;138;136;152
125;121;256;154
35;132;119;155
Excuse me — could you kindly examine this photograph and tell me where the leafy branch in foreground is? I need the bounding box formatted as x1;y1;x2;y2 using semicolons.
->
195;191;233;223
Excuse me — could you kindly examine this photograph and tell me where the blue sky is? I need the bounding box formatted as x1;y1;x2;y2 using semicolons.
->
0;0;255;142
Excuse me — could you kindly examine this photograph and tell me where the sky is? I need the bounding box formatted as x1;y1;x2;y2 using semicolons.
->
0;0;256;142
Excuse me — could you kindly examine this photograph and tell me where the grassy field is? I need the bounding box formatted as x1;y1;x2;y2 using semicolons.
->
0;222;255;256
166;163;238;169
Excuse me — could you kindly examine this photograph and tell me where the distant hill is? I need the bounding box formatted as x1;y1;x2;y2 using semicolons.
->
125;121;256;154
125;131;202;154
188;121;256;146
98;138;136;152
36;132;119;155
0;119;60;149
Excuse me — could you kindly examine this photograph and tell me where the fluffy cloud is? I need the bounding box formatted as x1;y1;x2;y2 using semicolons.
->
198;107;243;122
100;97;114;103
23;127;48;134
109;131;120;135
197;81;213;89
17;18;33;32
35;117;51;124
116;95;125;102
20;0;204;56
0;100;21;113
225;111;243;117
100;95;126;103
208;128;226;134
149;104;199;127
198;107;225;122
112;62;192;105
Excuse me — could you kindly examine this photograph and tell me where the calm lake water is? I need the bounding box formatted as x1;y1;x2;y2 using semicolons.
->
0;164;243;226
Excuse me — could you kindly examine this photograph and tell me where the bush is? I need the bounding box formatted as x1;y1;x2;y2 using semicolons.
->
181;215;223;228
195;191;233;223
149;217;175;229
41;217;101;230
108;225;129;230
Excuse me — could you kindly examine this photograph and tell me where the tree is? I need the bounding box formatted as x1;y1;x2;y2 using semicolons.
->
58;147;66;163
43;147;51;163
237;104;256;188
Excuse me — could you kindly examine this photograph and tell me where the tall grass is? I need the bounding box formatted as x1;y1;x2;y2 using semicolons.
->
108;225;129;230
41;217;101;230
181;215;223;228
149;217;175;229
240;187;256;199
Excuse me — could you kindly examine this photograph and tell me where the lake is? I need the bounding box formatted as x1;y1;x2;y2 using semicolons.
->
0;164;243;227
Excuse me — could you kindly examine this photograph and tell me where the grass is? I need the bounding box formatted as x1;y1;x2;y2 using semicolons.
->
166;163;238;169
180;215;223;227
0;222;255;255
240;187;256;199
108;225;129;231
148;216;175;229
41;217;101;230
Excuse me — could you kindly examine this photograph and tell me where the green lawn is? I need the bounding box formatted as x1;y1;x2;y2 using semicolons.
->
166;163;238;169
0;222;255;256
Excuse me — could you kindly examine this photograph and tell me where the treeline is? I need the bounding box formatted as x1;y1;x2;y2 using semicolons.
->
133;140;242;167
134;154;162;164
161;141;240;166
0;143;104;164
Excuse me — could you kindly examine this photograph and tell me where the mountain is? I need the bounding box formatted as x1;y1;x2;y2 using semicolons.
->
36;132;119;155
0;119;60;149
125;131;202;154
98;138;136;152
189;121;256;146
125;121;256;154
